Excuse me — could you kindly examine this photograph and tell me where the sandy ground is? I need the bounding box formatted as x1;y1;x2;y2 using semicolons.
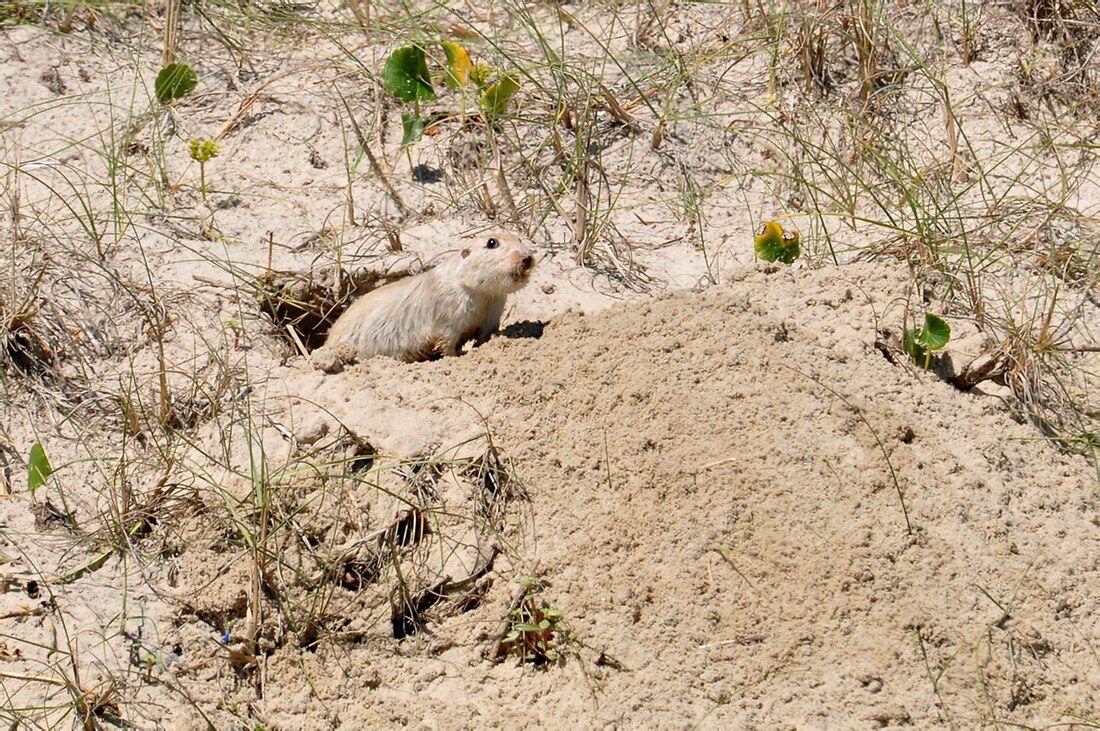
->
1;3;1099;729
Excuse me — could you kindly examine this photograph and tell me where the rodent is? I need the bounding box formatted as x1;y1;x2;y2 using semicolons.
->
323;231;535;363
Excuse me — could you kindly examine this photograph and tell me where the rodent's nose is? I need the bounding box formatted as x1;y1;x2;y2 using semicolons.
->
521;254;534;270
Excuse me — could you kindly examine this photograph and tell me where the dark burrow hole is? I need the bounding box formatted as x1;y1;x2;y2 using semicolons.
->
257;268;408;352
500;320;547;341
391;554;496;640
332;509;430;591
346;434;378;474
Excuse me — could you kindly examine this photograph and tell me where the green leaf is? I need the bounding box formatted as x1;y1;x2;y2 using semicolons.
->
919;313;951;351
155;63;198;105
400;112;426;146
904;327;925;366
479;75;519;118
753;220;800;263
28;442;52;495
382;46;436;103
441;40;473;89
904;313;951;369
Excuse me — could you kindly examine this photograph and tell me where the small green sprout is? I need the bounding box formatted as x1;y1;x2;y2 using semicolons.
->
754;220;801;263
905;313;951;371
189;138;220;201
501;576;566;665
225;317;244;350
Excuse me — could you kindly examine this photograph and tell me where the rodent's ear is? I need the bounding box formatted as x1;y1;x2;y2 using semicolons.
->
461;247;471;259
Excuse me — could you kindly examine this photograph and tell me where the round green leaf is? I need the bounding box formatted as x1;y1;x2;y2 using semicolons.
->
382;46;436;103
920;313;951;351
905;314;951;368
155;62;198;105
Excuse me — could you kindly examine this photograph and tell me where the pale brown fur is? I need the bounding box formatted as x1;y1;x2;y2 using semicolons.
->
325;231;535;363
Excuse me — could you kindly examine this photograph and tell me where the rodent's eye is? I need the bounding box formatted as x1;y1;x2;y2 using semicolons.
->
485;237;499;249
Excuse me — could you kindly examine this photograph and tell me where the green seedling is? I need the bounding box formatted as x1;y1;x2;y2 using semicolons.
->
381;41;520;147
905;313;951;371
189;138;220;201
382;45;437;147
155;62;197;105
27;441;53;496
455;51;519;121
225;317;244;350
501;577;565;665
754;220;801;264
436;42;519;118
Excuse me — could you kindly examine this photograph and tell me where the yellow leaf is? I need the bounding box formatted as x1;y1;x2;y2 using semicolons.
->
441;40;473;88
480;75;519;118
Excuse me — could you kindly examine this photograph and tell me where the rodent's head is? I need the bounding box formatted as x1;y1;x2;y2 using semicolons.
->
458;231;536;295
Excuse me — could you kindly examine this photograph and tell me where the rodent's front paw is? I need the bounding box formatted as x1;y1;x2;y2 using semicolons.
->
332;341;359;364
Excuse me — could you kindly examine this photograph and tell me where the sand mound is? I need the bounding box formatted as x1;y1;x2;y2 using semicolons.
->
230;259;1095;728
